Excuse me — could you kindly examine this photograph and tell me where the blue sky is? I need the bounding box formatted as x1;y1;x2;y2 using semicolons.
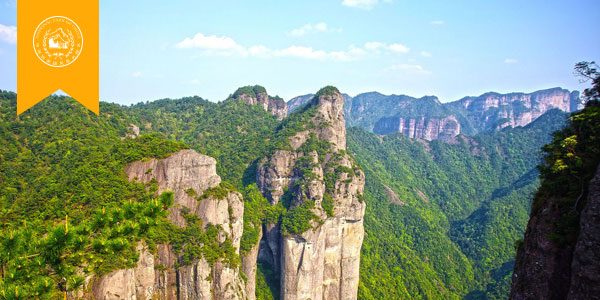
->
1;0;599;104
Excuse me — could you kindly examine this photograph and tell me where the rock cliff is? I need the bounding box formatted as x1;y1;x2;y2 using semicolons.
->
452;88;581;131
510;165;600;300
373;115;460;141
287;87;581;141
257;87;366;300
91;149;246;300
234;85;288;120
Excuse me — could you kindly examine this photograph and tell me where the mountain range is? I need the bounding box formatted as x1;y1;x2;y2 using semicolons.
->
287;87;580;141
0;85;596;300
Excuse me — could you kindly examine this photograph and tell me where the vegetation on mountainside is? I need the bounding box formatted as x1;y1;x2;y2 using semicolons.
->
128;96;280;186
0;93;186;298
314;85;340;97
0;82;576;300
527;67;600;246
574;61;600;103
233;85;267;99
348;109;569;300
511;62;600;299
0;93;246;298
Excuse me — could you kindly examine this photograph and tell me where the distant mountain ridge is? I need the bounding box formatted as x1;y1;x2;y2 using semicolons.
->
287;87;580;141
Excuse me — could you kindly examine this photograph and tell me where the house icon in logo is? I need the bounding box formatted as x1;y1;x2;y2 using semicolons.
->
48;28;69;49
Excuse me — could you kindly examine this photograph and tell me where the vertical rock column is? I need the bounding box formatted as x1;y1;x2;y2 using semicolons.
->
257;88;366;300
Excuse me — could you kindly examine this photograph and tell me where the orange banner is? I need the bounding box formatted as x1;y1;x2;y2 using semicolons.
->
17;0;99;115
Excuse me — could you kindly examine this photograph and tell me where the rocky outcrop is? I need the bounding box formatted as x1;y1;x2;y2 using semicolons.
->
242;227;263;300
287;87;581;141
124;149;221;228
91;149;246;300
510;165;600;300
373;115;460;141
257;87;366;300
568;165;600;299
92;243;156;300
453;88;581;130
234;85;288;120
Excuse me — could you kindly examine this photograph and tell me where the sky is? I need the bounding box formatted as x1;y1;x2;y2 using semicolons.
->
0;0;599;104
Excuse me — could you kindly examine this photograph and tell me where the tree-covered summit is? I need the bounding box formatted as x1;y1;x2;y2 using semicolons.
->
232;85;268;99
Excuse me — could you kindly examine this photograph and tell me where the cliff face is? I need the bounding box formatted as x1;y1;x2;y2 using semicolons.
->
454;88;580;131
235;85;288;120
509;103;600;300
510;167;600;300
91;149;246;300
568;165;600;299
257;88;366;300
287;88;580;141
373;115;460;141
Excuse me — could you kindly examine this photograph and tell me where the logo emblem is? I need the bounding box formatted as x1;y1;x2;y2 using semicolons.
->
33;16;83;67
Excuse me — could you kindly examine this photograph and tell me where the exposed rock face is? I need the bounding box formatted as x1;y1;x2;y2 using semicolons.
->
257;88;366;300
268;97;288;120
510;165;600;300
373;115;460;141
235;85;288;120
287;88;581;141
242;227;263;300
453;88;581;130
124;149;221;228
92;149;246;300
92;243;155;300
568;165;600;299
311;92;347;151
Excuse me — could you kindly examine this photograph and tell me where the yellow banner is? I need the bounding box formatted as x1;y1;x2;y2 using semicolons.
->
17;0;99;115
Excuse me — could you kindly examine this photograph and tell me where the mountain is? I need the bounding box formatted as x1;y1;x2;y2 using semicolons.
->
255;86;365;299
0;88;366;300
288;88;580;141
232;85;288;120
348;109;569;299
509;103;600;300
0;86;574;300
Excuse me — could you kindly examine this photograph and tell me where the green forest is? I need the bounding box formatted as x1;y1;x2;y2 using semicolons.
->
0;87;580;299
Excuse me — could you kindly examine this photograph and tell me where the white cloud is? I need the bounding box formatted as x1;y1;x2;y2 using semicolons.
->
348;46;368;56
420;51;432;57
0;24;17;44
275;46;327;60
289;22;342;37
248;45;271;58
504;58;518;64
342;0;391;10
430;20;444;25
364;42;409;54
386;64;432;75
132;72;142;77
364;42;385;50
175;33;246;56
388;43;410;53
342;0;379;10
177;32;409;62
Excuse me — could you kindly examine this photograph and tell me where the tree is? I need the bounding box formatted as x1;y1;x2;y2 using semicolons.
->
574;61;600;105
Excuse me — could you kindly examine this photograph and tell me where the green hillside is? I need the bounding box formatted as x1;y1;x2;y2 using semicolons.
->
347;109;568;299
0;89;570;299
